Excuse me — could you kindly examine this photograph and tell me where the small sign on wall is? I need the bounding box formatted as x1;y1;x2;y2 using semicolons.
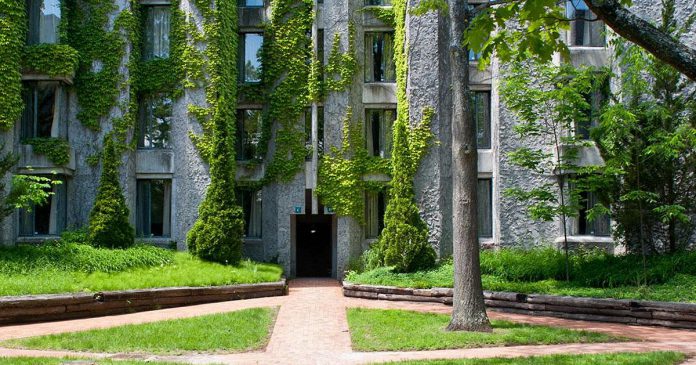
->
325;206;335;214
294;206;303;214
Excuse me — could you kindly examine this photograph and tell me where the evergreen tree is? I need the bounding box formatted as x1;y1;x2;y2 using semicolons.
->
88;136;134;248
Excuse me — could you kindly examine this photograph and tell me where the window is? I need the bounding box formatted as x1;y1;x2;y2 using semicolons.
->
567;0;605;47
241;33;263;83
577;191;610;236
365;32;396;83
19;177;66;236
138;95;172;149
236;188;262;238
365;190;387;239
21;81;59;139
575;83;607;139
304;107;324;159
469;49;481;62
236;109;262;160
365;109;395;158
239;0;264;6
365;0;392;5
143;6;171;60
26;0;61;44
471;91;491;149
477;178;493;238
136;180;172;238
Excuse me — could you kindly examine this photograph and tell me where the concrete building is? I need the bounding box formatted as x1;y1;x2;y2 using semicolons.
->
2;0;689;277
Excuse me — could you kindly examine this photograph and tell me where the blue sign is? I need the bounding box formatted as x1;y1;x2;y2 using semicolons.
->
326;206;335;214
294;206;302;214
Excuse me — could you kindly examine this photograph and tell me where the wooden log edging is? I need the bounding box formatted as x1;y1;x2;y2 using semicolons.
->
342;282;696;330
0;279;287;325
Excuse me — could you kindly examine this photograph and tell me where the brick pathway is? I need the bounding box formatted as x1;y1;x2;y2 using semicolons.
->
1;278;695;364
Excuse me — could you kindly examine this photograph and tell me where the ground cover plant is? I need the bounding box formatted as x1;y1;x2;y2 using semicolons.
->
0;359;187;365
347;308;622;351
0;239;282;296
3;307;277;354
375;351;684;365
345;248;696;303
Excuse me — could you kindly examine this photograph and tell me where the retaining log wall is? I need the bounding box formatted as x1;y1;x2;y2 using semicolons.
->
0;280;287;325
343;282;696;330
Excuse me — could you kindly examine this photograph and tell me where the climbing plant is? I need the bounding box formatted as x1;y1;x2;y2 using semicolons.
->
324;24;358;93
22;137;71;166
0;0;26;130
22;44;79;78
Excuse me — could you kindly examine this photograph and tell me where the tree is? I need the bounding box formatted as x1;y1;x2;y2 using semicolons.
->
88;136;135;249
446;0;492;332
466;0;696;81
0;147;55;219
594;1;696;255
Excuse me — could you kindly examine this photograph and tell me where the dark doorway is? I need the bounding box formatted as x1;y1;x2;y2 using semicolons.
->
296;215;333;277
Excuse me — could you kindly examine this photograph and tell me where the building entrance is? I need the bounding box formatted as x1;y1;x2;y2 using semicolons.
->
295;214;333;277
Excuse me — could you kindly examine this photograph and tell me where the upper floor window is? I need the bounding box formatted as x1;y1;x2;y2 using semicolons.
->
241;33;263;83
136;179;172;238
365;0;392;5
236;109;262;160
365;32;396;83
478;178;493;238
239;0;264;6
138;94;172;149
469;50;481;62
366;109;395;158
567;0;605;47
471;91;491;149
304;107;324;159
19;177;66;236
143;6;171;60
21;81;60;139
575;83;608;140
236;188;263;238
365;189;387;239
26;0;61;45
577;190;610;236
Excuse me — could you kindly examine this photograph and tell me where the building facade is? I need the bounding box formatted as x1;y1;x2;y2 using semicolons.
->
1;0;689;277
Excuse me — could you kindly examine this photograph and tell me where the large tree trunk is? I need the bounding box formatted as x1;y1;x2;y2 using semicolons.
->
587;0;696;81
447;0;492;332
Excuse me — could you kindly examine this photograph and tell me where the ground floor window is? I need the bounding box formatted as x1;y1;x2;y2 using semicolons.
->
365;189;387;239
21;81;61;139
236;188;262;238
577;190;611;236
18;177;67;236
365;109;395;158
478;178;493;238
136;179;172;238
236;109;262;161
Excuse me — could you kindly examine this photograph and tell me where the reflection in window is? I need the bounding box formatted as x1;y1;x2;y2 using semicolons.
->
365;32;396;83
21;81;58;139
469;49;481;61
143;6;171;60
138;95;172;149
471;91;491;149
242;33;263;83
567;0;605;47
236;188;262;238
236;109;262;160
578;190;610;236
477;179;493;238
19;177;66;236
137;180;172;238
26;0;61;44
240;0;264;6
366;109;395;158
365;0;392;5
365;189;387;239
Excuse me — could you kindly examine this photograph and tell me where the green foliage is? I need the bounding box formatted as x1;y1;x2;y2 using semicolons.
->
187;0;245;265
21;44;79;78
593;4;696;253
324;24;358;93
87;136;134;249
0;240;174;275
362;6;396;28
316;109;390;220
22;137;71;166
137;58;180;96
259;0;314;183
0;0;26;130
377;352;685;365
0;144;55;218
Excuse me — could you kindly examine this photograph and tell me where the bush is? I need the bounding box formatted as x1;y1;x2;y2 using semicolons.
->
479;247;568;282
87;137;134;248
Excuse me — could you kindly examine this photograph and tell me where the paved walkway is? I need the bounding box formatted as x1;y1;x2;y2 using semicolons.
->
1;278;696;364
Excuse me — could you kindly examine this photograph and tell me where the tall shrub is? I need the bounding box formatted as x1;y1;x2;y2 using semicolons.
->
88;136;134;248
186;0;245;265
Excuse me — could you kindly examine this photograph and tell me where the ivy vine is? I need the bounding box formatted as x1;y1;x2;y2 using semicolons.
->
361;6;396;27
22;44;79;78
0;0;26;130
22;137;71;166
324;23;358;93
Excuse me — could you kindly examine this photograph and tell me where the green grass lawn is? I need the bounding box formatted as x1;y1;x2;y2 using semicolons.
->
375;352;685;365
0;359;188;365
2;307;278;354
347;308;623;351
0;243;283;296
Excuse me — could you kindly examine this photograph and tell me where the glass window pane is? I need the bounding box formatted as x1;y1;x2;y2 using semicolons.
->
243;33;263;82
21;82;57;139
18;177;65;236
137;180;171;238
567;0;605;47
244;0;264;6
26;0;61;44
236;188;262;238
365;0;392;5
237;109;262;160
477;179;493;238
365;33;396;83
365;109;395;158
144;6;171;60
139;95;172;149
471;91;491;149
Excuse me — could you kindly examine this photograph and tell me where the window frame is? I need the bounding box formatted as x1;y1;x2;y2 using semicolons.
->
141;4;172;60
364;32;396;83
365;188;388;239
471;90;492;149
21;81;61;140
26;0;62;45
18;176;67;237
477;178;493;239
240;32;264;83
138;94;173;149
236;109;263;161
566;0;606;47
365;108;396;158
136;179;172;238
236;187;263;239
